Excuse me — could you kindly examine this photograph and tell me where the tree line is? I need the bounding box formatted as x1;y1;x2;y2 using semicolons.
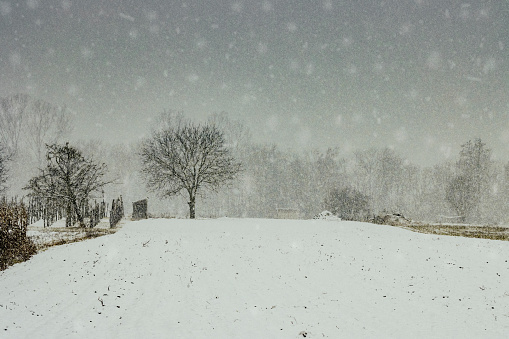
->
1;93;508;225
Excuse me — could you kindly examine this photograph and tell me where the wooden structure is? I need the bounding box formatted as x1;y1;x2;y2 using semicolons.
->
132;199;148;220
109;196;124;228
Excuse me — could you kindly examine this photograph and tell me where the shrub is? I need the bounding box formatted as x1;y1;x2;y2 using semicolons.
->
324;186;371;221
0;201;37;270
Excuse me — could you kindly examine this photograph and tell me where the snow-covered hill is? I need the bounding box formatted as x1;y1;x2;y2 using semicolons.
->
1;218;509;338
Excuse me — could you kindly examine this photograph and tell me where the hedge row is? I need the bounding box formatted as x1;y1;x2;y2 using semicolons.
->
0;201;37;270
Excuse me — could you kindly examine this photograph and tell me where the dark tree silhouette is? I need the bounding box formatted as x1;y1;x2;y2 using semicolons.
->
24;143;110;227
140;122;241;219
324;186;371;221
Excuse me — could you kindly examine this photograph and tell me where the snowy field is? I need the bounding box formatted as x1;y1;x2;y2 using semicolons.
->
1;218;509;338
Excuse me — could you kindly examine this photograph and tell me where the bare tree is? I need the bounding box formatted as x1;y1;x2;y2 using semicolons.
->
0;144;10;194
207;111;252;154
353;148;403;214
202;112;252;217
446;175;477;223
140;122;242;219
0;93;72;165
0;94;29;156
24;98;72;167
446;138;492;222
153;109;186;133
24;143;110;227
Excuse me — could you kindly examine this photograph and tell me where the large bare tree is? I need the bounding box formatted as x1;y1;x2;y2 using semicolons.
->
25;143;110;227
140;122;241;219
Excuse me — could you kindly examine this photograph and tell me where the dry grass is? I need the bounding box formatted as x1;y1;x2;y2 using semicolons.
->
394;223;509;241
33;227;119;251
369;213;509;241
28;218;124;251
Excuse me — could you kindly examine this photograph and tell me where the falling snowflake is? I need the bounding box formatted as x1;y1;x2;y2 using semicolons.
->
261;1;273;12
323;1;333;11
61;0;72;11
231;2;243;13
187;74;199;83
286;22;297;32
9;52;21;67
0;1;11;16
27;0;40;10
426;51;442;70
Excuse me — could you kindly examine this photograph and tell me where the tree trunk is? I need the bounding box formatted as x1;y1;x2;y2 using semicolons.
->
66;201;72;227
188;194;196;219
72;199;85;227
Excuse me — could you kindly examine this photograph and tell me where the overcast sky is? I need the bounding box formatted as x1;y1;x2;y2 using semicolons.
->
1;0;508;166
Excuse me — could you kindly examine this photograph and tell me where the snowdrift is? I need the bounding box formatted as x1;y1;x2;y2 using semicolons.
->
1;218;509;338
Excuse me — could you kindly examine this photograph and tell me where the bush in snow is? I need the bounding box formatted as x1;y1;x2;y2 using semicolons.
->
0;200;36;270
324;186;371;221
313;210;341;221
370;213;414;226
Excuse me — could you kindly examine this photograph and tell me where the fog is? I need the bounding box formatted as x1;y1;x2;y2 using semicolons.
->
1;1;508;165
1;1;508;222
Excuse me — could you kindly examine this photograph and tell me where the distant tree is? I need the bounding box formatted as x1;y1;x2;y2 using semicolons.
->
0;94;72;161
24;98;72;167
354;148;403;214
324;186;371;221
200;112;252;217
140;122;242;219
457;139;491;193
446;138;492;222
314;148;344;193
445;175;477;222
0;144;9;194
416;162;455;222
207;111;252;155
24;143;110;227
152;110;187;133
0;94;29;156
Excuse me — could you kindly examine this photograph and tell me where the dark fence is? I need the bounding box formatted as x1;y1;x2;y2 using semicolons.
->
132;199;148;220
26;197;107;228
109;196;124;228
89;200;107;228
27;197;65;227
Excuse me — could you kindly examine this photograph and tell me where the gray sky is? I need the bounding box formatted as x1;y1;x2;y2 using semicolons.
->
1;0;508;166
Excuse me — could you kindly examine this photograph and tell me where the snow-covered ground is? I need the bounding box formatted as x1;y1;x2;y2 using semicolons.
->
1;218;509;338
27;218;114;249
